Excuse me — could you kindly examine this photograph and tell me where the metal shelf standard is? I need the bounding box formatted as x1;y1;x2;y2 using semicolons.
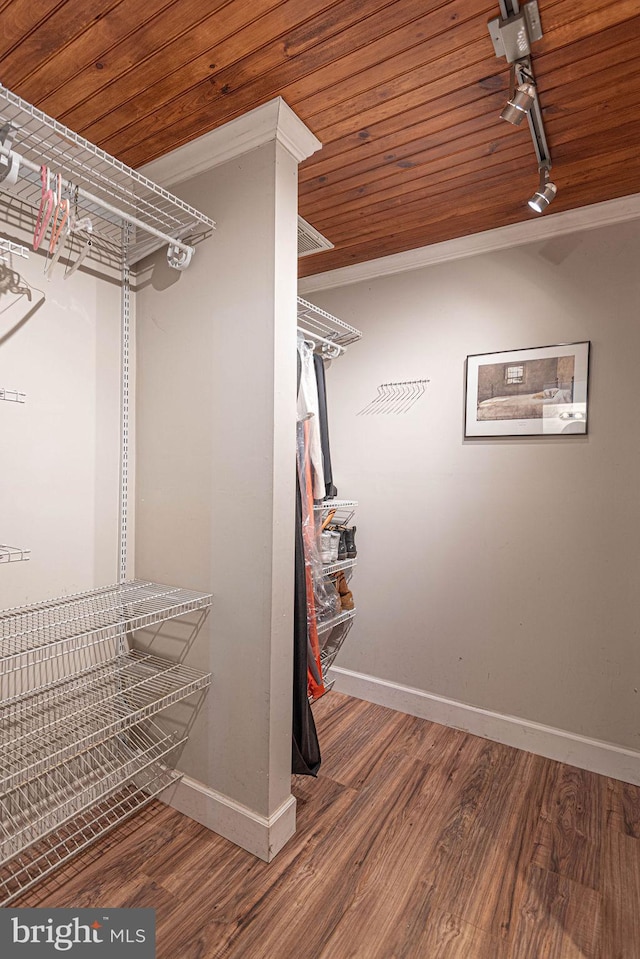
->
0;579;212;673
0;84;214;269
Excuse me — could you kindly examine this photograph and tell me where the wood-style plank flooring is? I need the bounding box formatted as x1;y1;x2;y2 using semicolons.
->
14;692;640;958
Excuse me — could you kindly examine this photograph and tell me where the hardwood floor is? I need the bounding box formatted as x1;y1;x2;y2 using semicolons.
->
13;692;640;958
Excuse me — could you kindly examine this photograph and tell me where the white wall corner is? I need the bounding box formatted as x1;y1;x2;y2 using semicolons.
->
139;97;321;188
299;192;640;293
162;775;297;862
329;667;640;787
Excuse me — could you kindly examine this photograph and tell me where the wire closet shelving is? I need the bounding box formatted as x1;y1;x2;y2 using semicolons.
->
0;84;214;270
297;297;362;357
0;84;216;903
0;581;212;905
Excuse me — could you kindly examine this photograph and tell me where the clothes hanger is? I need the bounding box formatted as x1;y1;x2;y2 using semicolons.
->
33;166;54;252
64;216;93;279
44;175;70;276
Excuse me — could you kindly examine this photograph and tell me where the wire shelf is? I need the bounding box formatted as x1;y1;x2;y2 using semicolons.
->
323;558;357;576
316;607;357;635
0;720;186;865
1;649;210;792
0;84;214;268
0;767;179;906
0;237;28;260
314;499;359;511
0;388;26;403
297;297;362;349
0;545;31;564
0;579;212;673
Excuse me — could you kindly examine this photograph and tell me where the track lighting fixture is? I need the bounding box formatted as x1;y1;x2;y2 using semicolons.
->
500;67;536;125
488;1;557;212
528;165;557;213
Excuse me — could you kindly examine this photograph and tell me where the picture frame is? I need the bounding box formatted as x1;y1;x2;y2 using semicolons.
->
465;341;590;437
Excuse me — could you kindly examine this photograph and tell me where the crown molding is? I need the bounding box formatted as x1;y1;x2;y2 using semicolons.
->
299;192;640;293
140;97;321;188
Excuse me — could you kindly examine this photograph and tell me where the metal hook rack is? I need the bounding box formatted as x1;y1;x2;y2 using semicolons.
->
0;84;214;271
357;379;430;415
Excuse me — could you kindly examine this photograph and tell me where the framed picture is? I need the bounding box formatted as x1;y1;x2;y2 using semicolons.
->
465;341;590;437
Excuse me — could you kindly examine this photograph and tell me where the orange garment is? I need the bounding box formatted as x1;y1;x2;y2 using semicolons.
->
302;419;324;699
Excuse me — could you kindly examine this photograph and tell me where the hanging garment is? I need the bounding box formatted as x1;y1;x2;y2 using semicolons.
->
300;418;325;700
297;336;325;500
292;468;321;776
313;353;336;499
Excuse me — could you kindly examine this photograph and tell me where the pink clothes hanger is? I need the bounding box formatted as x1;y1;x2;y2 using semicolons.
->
48;174;69;254
33;166;54;251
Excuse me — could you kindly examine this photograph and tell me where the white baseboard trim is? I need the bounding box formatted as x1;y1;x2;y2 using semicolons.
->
329;666;640;786
161;775;297;862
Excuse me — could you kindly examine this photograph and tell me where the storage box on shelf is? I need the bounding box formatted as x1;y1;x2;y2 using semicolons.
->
0;579;212;905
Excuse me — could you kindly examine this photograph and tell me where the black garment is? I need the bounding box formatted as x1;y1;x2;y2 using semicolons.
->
293;349;321;776
313;353;336;499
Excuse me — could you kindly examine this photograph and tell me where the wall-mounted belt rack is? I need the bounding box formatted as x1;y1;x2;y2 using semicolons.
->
0;84;214;271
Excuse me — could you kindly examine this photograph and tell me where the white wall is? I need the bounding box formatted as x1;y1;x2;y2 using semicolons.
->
305;220;640;755
0;247;122;610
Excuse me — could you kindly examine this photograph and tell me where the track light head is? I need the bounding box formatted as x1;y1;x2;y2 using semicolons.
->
528;165;557;213
501;81;536;125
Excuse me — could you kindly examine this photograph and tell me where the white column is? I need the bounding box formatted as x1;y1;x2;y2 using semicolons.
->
134;100;321;859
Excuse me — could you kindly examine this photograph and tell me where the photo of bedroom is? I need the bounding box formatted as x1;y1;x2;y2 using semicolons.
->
476;354;575;421
464;341;590;437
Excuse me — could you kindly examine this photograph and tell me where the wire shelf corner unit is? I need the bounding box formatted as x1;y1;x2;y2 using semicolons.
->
0;579;212;905
0;84;214;270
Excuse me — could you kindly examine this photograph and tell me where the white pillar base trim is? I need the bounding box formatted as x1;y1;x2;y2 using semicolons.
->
162;776;297;862
329;666;640;786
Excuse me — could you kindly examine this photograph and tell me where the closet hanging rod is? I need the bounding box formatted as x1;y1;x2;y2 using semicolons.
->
297;326;345;358
0;143;195;264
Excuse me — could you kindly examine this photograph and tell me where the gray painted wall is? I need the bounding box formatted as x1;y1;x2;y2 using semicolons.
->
0;250;121;610
305;220;640;750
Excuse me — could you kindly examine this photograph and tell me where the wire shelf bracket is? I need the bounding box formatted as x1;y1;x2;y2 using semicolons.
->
0;546;31;564
0;388;26;403
0;84;214;270
0;238;28;261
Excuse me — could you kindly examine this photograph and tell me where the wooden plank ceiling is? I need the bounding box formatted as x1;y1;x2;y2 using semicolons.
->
0;0;638;276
